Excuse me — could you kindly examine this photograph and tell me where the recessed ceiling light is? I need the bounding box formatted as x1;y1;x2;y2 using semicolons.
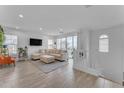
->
59;28;63;31
15;26;19;29
19;14;23;18
40;27;43;30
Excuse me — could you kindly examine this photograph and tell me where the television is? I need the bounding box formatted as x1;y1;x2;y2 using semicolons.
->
30;38;42;46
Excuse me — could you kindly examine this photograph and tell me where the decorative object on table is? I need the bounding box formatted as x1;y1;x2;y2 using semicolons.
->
24;46;28;60
18;47;25;61
2;45;9;56
17;46;28;61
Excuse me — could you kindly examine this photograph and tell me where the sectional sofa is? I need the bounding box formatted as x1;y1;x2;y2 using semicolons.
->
31;49;67;63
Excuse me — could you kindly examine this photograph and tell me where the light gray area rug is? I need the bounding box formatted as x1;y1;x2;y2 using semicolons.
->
30;60;68;73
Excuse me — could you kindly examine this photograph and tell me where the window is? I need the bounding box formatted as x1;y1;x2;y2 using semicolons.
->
99;34;109;52
61;38;66;50
57;35;78;50
73;36;77;50
57;39;61;49
4;34;17;56
67;37;73;49
48;39;53;49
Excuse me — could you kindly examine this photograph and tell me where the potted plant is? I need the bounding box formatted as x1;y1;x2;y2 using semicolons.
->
0;25;4;54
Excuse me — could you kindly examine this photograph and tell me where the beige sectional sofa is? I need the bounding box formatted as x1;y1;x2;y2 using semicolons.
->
31;49;67;62
45;49;66;61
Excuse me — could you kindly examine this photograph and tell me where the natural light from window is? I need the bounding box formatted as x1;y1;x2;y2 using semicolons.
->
99;34;109;52
48;39;53;49
4;34;17;56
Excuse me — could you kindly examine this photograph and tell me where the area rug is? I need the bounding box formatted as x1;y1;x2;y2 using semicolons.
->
30;60;68;73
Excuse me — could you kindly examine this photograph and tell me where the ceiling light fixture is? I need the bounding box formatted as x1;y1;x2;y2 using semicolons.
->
59;28;63;31
15;26;19;29
40;27;43;30
19;14;23;18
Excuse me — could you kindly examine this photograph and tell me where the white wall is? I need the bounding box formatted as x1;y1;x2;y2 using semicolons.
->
73;29;98;76
4;27;53;58
77;29;90;67
89;24;124;83
90;24;124;72
73;24;124;84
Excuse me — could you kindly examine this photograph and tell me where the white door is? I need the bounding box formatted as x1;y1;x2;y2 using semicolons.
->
91;29;123;84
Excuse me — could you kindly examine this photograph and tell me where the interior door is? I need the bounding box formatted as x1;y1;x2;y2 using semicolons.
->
91;29;123;84
98;30;123;84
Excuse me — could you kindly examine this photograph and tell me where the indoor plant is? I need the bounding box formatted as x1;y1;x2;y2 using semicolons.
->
0;25;4;54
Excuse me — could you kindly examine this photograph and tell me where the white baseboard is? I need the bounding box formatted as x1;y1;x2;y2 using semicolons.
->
73;65;100;77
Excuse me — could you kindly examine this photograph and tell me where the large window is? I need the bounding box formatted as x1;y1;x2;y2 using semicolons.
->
56;35;77;59
99;34;109;52
4;34;17;56
57;39;61;49
61;38;66;50
48;39;53;49
67;37;73;49
73;36;77;50
56;35;77;50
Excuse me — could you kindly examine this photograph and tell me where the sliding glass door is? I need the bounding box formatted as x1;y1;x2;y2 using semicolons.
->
57;35;77;59
73;36;77;50
67;37;73;58
61;38;66;50
57;39;61;49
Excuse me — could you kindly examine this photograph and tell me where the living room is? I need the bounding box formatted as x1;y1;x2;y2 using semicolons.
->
1;5;124;89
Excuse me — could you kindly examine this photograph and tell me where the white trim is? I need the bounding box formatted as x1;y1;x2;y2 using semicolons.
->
73;65;101;77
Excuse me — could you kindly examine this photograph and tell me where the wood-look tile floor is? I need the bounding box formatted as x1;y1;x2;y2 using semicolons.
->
0;60;123;88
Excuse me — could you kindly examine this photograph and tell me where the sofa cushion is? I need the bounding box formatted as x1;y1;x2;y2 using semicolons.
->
55;50;61;54
45;49;49;54
51;54;62;58
39;49;45;53
31;53;41;60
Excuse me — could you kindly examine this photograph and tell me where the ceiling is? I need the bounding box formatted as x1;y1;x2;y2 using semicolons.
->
0;5;124;36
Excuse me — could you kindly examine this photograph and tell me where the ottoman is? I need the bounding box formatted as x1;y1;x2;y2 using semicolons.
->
40;55;55;63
